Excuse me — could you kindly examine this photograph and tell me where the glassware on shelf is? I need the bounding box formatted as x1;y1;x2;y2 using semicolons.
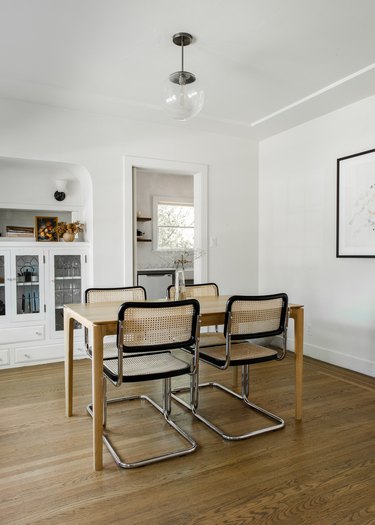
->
14;255;40;315
72;258;80;277
53;255;83;331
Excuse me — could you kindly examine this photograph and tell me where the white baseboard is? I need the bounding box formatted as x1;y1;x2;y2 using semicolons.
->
274;336;375;378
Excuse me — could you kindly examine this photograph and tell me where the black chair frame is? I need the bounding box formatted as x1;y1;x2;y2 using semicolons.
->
172;293;289;441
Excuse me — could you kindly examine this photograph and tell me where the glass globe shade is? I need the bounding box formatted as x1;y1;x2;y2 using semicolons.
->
162;73;204;121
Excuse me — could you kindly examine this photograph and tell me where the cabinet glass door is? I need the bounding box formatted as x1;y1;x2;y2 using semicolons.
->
53;254;83;333
15;253;43;319
0;254;7;318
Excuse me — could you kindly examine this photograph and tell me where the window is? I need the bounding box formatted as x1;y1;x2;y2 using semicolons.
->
154;197;194;251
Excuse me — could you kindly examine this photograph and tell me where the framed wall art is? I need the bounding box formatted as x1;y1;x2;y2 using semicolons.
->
337;148;375;257
35;216;59;242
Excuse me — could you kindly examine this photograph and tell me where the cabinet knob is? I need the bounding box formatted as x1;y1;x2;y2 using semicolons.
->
35;331;42;336
24;354;30;359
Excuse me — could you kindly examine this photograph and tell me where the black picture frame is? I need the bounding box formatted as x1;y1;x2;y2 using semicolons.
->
35;216;59;242
337;148;375;258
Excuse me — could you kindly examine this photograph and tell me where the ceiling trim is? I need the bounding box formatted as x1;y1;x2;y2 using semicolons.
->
251;62;375;127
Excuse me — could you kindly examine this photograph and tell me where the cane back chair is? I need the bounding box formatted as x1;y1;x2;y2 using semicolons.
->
167;282;219;301
84;286;147;424
98;299;201;468
84;286;146;359
172;293;288;440
167;282;226;347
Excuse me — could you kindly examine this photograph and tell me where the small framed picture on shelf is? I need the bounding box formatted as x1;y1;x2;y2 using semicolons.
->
35;216;59;242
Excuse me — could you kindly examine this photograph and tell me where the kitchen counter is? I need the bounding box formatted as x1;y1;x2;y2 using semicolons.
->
137;268;193;276
137;268;174;274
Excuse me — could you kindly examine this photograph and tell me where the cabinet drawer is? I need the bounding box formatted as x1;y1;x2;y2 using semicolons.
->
15;344;64;364
0;325;45;344
0;348;10;367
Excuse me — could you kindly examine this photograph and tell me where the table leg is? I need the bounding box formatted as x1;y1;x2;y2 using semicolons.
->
92;324;104;471
64;310;74;417
291;307;304;421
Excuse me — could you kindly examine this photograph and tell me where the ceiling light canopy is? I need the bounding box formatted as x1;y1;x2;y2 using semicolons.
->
162;32;204;121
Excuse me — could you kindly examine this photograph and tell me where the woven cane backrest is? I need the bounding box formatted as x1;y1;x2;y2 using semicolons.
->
118;301;199;352
84;287;147;353
86;286;146;304
168;283;219;300
227;294;288;340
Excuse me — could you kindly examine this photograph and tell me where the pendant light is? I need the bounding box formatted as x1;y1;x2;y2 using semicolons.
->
162;32;204;121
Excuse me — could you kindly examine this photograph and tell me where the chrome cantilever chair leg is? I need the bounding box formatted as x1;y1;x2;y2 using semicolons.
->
172;364;284;441
89;376;197;469
104;377;197;469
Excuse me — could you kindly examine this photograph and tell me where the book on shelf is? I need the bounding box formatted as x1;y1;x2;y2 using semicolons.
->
6;225;35;237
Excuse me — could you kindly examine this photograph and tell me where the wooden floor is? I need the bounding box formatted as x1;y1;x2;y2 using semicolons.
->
1;354;374;525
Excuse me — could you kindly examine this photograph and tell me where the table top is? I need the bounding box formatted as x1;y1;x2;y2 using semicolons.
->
64;296;303;327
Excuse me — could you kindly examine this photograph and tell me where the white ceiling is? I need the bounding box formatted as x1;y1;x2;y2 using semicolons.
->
1;0;375;139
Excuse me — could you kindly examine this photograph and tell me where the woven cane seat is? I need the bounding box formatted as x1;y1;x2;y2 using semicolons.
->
104;351;192;383
199;342;279;366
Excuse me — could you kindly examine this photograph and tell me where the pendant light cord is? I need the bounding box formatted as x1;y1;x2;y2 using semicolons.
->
181;40;184;73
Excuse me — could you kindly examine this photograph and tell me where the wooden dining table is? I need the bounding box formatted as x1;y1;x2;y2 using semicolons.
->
64;296;304;471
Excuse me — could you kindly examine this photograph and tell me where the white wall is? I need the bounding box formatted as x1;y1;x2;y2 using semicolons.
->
0;98;258;294
259;94;375;377
0;157;85;207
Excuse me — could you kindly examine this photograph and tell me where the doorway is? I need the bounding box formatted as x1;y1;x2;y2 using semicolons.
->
123;156;208;289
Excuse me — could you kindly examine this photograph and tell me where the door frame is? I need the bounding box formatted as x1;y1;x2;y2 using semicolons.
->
123;156;208;285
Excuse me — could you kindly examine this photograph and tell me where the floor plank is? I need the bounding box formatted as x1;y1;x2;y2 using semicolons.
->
0;354;374;524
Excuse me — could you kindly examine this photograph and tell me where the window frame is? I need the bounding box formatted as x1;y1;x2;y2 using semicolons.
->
152;195;194;252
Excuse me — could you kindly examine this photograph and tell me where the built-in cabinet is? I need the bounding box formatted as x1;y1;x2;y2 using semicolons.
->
0;242;89;368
